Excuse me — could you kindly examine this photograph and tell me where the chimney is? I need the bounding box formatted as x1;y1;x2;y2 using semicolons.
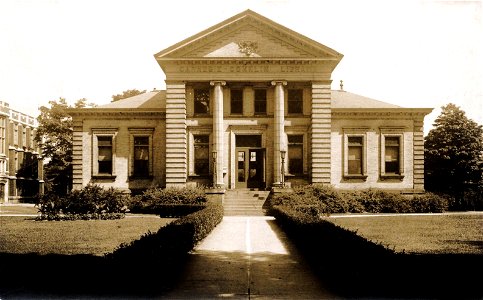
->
339;80;344;91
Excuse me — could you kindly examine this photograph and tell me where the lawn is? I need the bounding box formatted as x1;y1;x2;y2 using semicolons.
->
0;215;175;255
325;213;483;254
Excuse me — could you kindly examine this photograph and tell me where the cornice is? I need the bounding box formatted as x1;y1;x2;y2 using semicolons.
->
68;109;166;118
332;108;433;119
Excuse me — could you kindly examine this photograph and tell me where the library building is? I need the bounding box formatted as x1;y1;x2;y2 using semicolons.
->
69;10;432;196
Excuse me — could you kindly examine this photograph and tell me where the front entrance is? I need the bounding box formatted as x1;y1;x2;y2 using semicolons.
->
235;135;265;189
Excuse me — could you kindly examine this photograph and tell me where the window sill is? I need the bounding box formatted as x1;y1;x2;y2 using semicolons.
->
343;174;368;180
129;176;153;180
380;174;404;181
92;175;116;180
188;174;211;179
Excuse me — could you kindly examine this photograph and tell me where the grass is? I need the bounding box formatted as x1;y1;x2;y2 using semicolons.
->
324;213;483;254
0;216;175;255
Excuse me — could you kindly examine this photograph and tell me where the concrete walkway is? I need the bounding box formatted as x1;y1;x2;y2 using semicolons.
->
161;216;341;300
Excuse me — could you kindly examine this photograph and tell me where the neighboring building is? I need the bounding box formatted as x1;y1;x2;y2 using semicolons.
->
0;101;43;203
69;10;432;195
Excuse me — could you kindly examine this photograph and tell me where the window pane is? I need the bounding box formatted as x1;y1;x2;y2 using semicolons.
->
385;145;400;173
231;89;243;114
194;89;210;114
288;89;303;114
288;144;303;174
348;146;362;174
254;89;266;114
194;134;209;175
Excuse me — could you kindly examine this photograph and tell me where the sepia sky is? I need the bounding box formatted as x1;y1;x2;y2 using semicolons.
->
0;0;482;135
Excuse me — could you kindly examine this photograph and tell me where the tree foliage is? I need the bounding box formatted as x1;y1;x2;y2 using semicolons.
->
34;98;81;195
111;89;146;102
424;103;483;198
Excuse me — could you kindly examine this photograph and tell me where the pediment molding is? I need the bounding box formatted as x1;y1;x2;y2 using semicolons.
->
155;10;342;61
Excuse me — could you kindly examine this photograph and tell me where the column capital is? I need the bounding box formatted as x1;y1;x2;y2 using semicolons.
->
271;80;287;86
210;81;226;86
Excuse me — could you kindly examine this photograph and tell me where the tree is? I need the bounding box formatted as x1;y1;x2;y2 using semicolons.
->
424;103;483;207
34;98;86;195
111;89;146;102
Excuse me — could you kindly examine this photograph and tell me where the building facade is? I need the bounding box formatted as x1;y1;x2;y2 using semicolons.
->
69;10;432;195
0;101;43;203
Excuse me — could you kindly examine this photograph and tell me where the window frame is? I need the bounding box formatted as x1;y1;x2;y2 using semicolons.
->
92;128;117;178
380;132;405;180
230;88;243;115
287;88;304;115
188;128;212;177
193;87;211;115
129;128;154;179
343;129;368;180
287;134;304;176
254;88;267;115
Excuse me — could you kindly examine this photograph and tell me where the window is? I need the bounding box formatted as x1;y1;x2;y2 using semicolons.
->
129;129;153;178
348;136;363;175
194;88;210;114
288;135;303;175
97;136;113;174
133;136;149;177
230;89;243;114
254;89;267;114
343;131;367;179
92;129;117;178
194;135;209;175
288;89;303;114
380;134;404;179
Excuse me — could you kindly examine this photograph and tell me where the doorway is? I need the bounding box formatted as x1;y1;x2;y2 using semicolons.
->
235;135;265;189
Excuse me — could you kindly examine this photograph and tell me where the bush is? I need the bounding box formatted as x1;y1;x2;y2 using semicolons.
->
108;202;224;264
269;185;451;215
36;184;128;220
128;186;207;215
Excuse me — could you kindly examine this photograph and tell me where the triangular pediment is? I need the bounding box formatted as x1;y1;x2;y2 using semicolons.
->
155;10;343;60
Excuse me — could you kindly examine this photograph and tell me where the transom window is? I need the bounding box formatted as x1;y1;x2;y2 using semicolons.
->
288;135;303;175
194;135;210;175
194;88;210;114
288;89;303;114
230;89;243;114
254;89;267;115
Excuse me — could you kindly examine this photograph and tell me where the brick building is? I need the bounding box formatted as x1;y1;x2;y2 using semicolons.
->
69;10;432;195
0;101;43;203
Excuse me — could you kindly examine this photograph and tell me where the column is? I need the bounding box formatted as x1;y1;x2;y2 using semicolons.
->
271;80;287;186
311;81;332;184
210;81;226;188
165;81;187;187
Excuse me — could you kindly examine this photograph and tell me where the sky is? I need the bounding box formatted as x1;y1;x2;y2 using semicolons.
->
0;0;482;135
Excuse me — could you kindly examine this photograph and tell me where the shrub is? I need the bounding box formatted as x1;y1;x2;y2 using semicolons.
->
269;185;451;215
411;192;448;213
128;186;207;215
108;202;224;264
36;184;128;220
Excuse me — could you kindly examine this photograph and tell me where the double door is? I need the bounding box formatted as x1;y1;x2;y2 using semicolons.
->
236;148;265;189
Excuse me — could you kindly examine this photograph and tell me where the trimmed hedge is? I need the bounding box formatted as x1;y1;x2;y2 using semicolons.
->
270;184;449;215
107;202;224;264
36;184;128;220
128;186;207;216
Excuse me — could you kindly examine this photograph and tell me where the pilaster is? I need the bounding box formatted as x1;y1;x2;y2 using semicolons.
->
72;118;83;190
311;82;332;184
413;118;425;191
165;82;187;187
